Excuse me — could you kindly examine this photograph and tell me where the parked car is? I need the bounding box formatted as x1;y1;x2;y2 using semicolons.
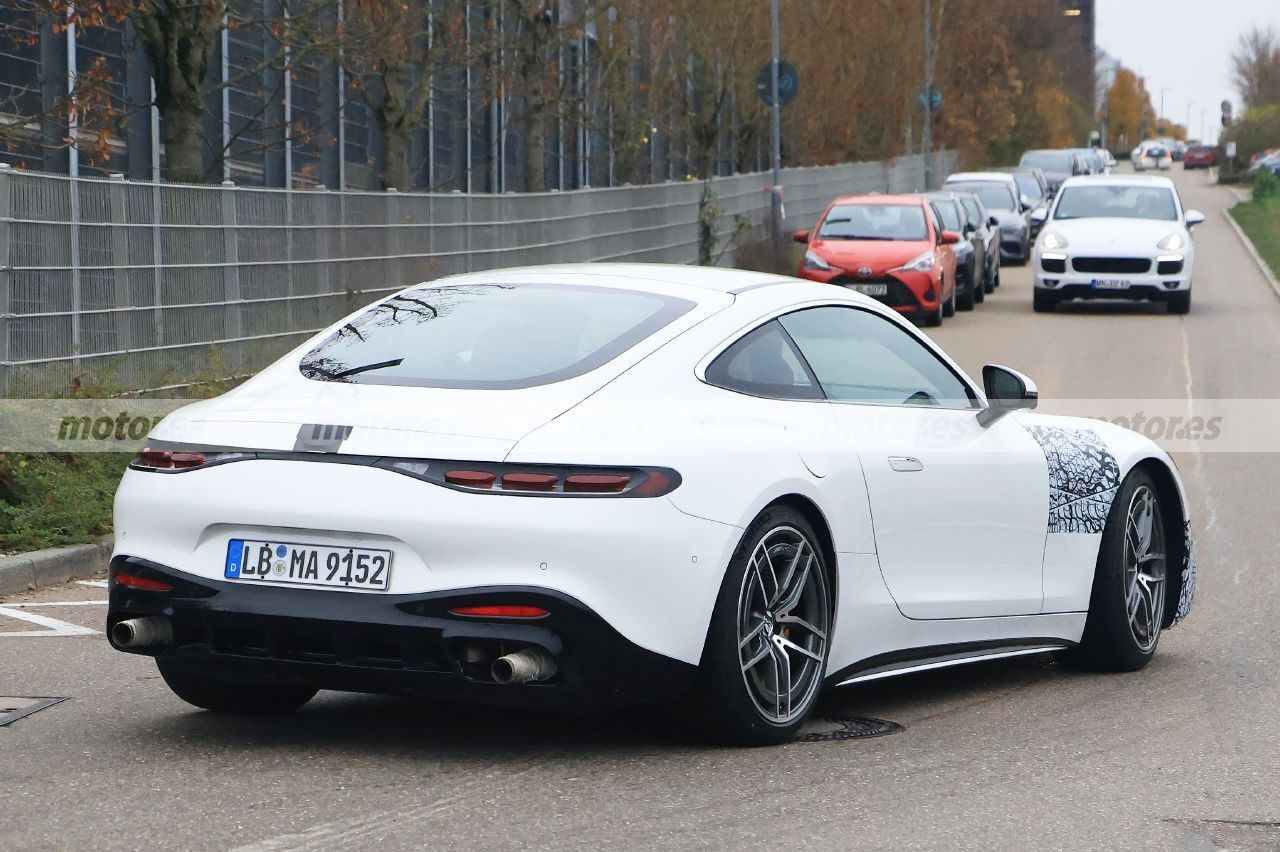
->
1132;142;1173;172
1019;149;1080;195
953;191;1002;293
1182;145;1218;169
1030;174;1204;314
793;194;959;326
943;172;1031;264
1070;148;1109;175
920;192;983;311
1247;149;1280;173
106;263;1198;745
989;167;1050;236
1248;147;1280;170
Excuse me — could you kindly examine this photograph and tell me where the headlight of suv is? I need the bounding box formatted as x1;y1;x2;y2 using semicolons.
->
1041;232;1069;250
803;249;832;271
1157;233;1186;251
894;250;935;273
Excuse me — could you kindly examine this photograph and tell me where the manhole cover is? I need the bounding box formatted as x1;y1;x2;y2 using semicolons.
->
794;714;902;742
0;697;68;727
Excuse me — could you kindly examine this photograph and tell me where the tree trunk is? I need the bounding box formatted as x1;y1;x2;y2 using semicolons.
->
524;110;547;192
162;104;206;184
381;125;411;191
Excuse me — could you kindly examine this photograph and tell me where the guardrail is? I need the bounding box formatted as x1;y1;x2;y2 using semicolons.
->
0;152;956;396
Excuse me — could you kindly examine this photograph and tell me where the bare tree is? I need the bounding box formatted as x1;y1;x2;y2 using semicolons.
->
1233;24;1280;109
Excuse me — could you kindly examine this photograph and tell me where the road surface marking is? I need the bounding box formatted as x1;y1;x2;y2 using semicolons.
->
4;600;107;608
76;580;109;588
0;605;100;637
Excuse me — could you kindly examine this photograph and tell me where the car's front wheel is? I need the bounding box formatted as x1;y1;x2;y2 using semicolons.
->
695;505;832;746
158;660;318;714
1065;470;1170;672
1033;290;1058;313
1168;290;1191;314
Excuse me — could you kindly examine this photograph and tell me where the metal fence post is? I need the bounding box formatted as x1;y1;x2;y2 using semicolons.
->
69;175;82;371
107;174;135;361
221;181;243;371
0;164;10;397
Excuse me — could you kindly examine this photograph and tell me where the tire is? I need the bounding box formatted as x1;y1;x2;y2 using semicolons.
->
923;282;944;327
1063;470;1170;672
693;505;833;746
985;260;999;293
1033;290;1058;313
158;660;317;714
1167;290;1191;314
943;275;957;317
957;270;976;311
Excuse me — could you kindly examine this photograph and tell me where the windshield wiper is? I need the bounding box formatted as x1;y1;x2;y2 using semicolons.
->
309;357;404;381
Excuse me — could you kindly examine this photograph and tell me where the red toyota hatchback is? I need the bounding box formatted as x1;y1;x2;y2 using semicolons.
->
794;194;960;326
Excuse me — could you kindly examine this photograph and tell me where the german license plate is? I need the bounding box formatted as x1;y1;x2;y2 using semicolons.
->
848;283;888;296
1092;278;1132;289
225;538;392;591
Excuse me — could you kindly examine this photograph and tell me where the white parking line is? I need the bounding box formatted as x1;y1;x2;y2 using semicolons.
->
5;600;107;608
76;580;109;588
0;605;100;637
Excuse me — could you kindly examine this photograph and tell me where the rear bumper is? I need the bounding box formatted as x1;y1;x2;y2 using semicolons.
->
107;557;697;710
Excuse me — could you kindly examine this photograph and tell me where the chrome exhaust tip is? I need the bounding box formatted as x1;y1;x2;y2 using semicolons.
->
490;648;557;685
111;616;172;649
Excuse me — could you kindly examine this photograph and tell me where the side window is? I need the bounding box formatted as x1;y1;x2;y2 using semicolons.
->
705;321;823;400
778;307;974;408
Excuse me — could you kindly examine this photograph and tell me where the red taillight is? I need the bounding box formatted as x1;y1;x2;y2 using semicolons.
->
134;448;205;470
501;472;558;492
564;474;630;493
114;573;174;592
631;469;675;497
448;605;549;619
445;470;497;489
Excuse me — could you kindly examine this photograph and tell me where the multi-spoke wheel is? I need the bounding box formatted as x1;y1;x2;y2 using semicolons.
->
736;525;831;726
1065;470;1170;672
695;505;833;745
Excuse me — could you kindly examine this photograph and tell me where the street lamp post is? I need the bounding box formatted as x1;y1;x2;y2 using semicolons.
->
923;0;934;190
1159;86;1171;130
769;0;782;247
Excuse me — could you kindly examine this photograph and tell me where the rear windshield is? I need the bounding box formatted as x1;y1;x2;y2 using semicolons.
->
1054;185;1178;221
1020;151;1072;172
818;204;928;241
299;283;693;389
945;182;1016;212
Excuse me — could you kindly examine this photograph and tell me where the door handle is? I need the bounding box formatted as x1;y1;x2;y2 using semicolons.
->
888;456;924;472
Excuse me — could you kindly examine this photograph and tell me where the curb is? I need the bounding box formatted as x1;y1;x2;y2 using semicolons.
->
1222;207;1280;304
0;538;113;598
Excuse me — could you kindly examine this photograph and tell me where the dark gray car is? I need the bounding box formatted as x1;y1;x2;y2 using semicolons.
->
952;191;1000;294
1018;149;1079;195
920;192;982;311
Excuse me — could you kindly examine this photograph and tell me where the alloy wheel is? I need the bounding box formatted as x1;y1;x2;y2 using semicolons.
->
736;525;830;725
1123;485;1167;653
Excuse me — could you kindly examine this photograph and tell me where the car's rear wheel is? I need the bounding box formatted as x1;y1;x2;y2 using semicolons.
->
1033;290;1058;313
158;660;318;714
957;270;976;311
695;506;832;746
1167;290;1191;314
1064;471;1169;672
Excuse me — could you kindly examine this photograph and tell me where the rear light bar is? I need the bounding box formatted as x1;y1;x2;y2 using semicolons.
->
384;460;679;497
448;605;549;619
130;447;252;473
113;572;175;592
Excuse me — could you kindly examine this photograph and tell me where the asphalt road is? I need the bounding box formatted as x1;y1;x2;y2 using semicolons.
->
4;167;1280;851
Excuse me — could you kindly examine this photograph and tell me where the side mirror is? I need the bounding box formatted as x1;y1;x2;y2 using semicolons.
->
977;365;1038;427
1029;207;1049;225
988;215;999;228
792;229;810;244
940;230;961;245
1185;210;1205;228
1020;194;1032;212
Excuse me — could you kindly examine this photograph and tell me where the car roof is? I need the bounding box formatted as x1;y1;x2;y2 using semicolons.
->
1059;174;1176;190
417;263;793;297
945;172;1018;185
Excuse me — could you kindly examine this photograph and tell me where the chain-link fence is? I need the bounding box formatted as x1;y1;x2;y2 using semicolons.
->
0;152;957;396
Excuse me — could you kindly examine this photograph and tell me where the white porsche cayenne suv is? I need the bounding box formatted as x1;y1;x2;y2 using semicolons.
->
1031;175;1204;314
108;264;1196;745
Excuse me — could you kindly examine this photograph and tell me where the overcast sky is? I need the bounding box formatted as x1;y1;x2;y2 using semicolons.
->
1096;0;1279;143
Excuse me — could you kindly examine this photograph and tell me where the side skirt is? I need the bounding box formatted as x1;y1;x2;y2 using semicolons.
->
826;639;1073;688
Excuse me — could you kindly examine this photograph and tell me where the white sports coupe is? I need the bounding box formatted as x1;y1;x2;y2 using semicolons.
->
108;264;1197;745
1031;175;1204;314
